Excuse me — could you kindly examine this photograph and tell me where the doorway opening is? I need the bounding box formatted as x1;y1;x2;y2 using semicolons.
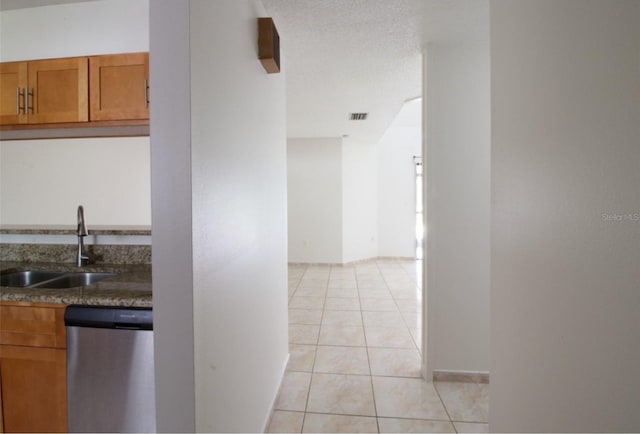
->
414;156;424;260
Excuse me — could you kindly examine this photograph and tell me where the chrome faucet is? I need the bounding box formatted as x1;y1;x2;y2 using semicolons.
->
76;205;93;267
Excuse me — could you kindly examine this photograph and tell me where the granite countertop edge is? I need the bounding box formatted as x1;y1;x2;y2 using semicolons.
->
0;262;152;308
0;225;152;236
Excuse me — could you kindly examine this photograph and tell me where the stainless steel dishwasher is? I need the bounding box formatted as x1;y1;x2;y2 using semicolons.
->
65;305;155;433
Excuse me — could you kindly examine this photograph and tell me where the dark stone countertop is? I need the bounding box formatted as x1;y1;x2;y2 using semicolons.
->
0;262;152;307
0;225;151;236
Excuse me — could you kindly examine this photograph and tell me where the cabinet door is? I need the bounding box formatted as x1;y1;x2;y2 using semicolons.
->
27;57;88;124
0;345;67;433
0;304;66;348
90;52;149;121
0;368;4;433
0;62;28;125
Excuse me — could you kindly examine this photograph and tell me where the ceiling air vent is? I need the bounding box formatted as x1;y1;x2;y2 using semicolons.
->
349;112;368;121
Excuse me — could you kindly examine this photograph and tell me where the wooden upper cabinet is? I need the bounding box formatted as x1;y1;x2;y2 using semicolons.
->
90;52;149;121
0;62;28;125
0;57;88;125
0;52;149;133
27;57;88;124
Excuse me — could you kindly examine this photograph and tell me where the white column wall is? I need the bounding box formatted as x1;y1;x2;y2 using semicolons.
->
151;1;288;432
424;43;491;375
287;137;381;264
189;1;288;432
491;1;640;431
342;139;378;263
149;0;195;431
287;137;343;263
377;99;422;258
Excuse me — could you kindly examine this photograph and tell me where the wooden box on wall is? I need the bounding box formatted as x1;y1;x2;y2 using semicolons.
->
258;18;280;74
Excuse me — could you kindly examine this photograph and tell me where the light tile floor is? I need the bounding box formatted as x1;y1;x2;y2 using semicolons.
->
268;259;489;433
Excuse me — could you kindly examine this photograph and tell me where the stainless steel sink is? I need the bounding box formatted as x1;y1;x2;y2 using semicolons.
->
32;273;116;289
0;271;66;287
1;271;116;288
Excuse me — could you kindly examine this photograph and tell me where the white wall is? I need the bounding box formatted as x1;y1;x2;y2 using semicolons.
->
342;139;378;263
0;138;150;225
151;0;289;432
149;0;194;431
190;1;288;430
377;99;422;258
0;0;151;228
288;137;343;263
287;136;380;264
424;43;491;375
491;1;640;431
287;102;419;264
0;0;148;61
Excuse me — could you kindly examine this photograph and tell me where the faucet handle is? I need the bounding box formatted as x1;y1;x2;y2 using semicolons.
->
77;205;88;236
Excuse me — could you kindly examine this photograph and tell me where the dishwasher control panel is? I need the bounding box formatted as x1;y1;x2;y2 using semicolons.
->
64;305;152;330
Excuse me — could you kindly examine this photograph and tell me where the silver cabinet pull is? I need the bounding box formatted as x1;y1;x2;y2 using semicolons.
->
25;88;33;113
16;87;26;114
16;87;21;114
144;79;149;108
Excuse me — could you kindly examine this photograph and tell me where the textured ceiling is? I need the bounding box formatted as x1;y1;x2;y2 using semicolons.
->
262;0;488;142
2;0;488;142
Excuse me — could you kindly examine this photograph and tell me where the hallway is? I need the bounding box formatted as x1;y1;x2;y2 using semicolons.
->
268;259;489;433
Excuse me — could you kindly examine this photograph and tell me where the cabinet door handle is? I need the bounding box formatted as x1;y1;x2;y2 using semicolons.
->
144;79;149;108
16;87;22;114
25;88;33;113
16;87;26;114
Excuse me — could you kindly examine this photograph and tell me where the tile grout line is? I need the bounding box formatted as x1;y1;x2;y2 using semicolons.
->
355;264;381;434
302;264;332;433
432;381;457;432
286;260;488;433
397;259;424;354
284;266;305;433
374;259;428;432
296;409;459;424
285;368;440;380
298;263;311;434
374;260;423;368
375;259;422;353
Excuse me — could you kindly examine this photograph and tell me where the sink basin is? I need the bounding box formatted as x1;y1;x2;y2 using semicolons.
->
1;271;116;289
1;271;66;287
32;272;116;289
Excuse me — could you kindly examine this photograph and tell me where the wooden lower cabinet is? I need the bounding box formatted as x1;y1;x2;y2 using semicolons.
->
0;346;66;433
0;303;67;433
0;370;3;433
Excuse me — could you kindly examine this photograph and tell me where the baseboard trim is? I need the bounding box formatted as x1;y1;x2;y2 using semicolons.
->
262;353;290;433
433;370;490;384
288;256;418;267
376;256;417;261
